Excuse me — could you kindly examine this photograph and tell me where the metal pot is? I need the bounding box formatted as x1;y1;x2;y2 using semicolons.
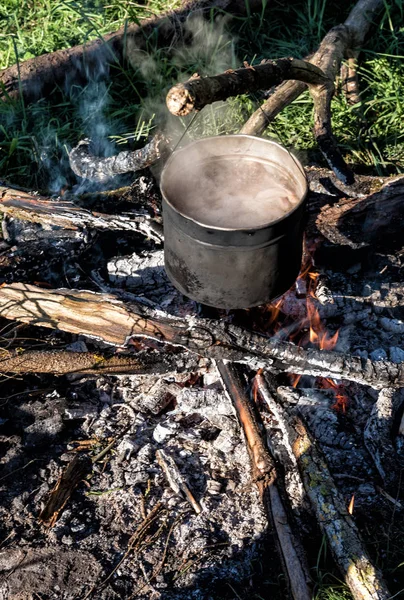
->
160;135;308;309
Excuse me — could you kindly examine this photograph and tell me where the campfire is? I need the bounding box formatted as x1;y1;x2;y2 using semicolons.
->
1;0;404;599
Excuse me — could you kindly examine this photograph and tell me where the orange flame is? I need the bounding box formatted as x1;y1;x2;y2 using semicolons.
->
305;270;339;352
251;368;263;403
317;377;349;413
289;374;302;388
348;495;355;515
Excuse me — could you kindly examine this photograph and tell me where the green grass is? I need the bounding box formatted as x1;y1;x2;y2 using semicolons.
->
0;0;403;189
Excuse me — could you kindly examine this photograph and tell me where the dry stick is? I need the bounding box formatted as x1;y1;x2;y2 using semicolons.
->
0;348;204;376
242;0;383;135
340;51;361;106
0;0;265;103
290;414;391;600
1;283;404;389
217;360;312;600
166;58;329;116
166;57;352;184
156;449;202;514
241;0;384;177
0;185;163;243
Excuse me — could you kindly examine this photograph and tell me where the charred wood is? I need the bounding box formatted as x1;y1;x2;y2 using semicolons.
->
0;283;404;389
68;136;166;183
254;373;311;520
217;361;275;483
316;176;404;250
39;453;93;527
0;0;265;103
364;388;404;495
0;185;163;243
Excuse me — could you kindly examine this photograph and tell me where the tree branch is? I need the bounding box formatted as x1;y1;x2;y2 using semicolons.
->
166;58;329;116
0;283;403;389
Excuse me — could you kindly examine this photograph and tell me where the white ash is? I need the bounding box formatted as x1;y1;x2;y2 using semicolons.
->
153;422;178;443
107;247;198;313
108;249;167;290
63;403;99;421
113;374;183;414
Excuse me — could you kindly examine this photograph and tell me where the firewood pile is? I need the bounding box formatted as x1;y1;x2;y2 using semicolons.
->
1;0;404;599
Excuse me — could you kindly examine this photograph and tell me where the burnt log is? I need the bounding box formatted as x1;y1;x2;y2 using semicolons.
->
316;176;404;249
0;283;404;390
0;0;265;104
364;388;404;494
0;185;163;242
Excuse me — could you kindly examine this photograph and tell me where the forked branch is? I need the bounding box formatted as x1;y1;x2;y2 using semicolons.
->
166;57;353;184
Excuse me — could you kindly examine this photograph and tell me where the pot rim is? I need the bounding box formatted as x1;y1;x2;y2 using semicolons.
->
160;134;308;233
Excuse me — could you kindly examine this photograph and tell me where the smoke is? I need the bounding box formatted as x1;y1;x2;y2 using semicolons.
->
164;151;300;228
126;13;240;150
38;12;242;191
43;47;123;193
